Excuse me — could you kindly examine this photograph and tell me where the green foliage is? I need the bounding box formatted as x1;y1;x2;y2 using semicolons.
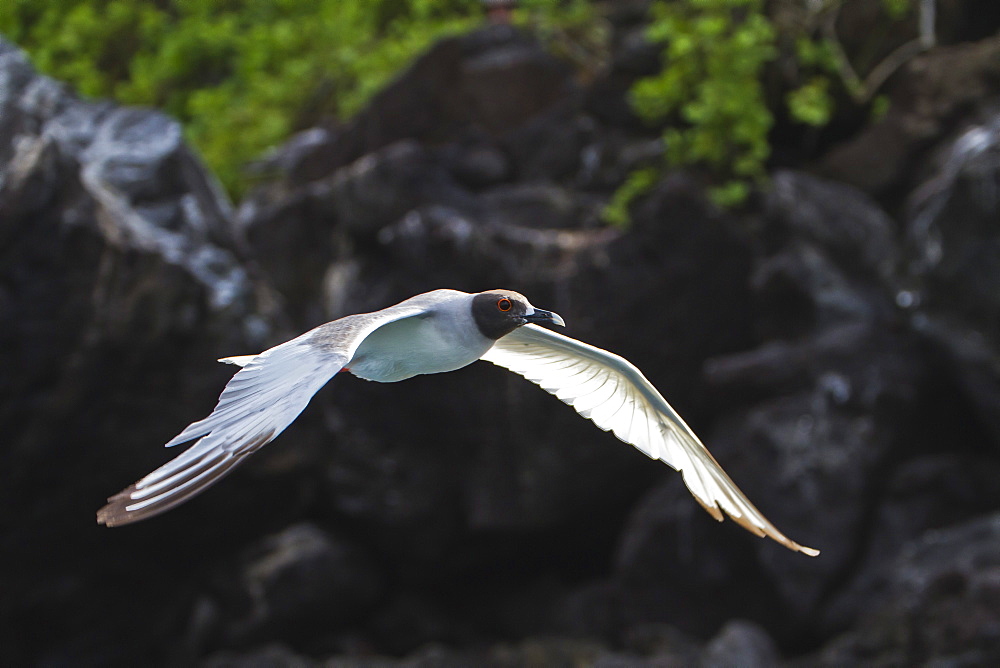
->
2;0;488;195
3;0;596;197
610;0;919;221
870;94;891;123
792;35;847;110
5;0;495;195
881;0;914;20
625;0;776;213
519;0;609;77
707;179;751;210
786;77;834;127
602;167;658;227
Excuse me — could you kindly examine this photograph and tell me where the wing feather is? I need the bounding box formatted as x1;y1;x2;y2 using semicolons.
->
481;324;818;556
98;305;426;526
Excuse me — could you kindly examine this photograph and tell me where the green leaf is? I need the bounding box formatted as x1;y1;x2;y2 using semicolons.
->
602;167;660;228
786;77;834;127
625;0;776;207
708;180;750;208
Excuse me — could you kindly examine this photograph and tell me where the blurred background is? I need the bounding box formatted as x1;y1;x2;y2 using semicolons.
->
2;0;1000;665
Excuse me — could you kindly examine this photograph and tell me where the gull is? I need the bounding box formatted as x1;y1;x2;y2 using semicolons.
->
97;289;818;555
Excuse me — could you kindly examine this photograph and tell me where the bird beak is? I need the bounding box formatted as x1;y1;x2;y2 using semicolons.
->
524;308;566;327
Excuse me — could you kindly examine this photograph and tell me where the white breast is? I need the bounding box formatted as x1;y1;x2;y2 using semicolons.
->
347;296;493;382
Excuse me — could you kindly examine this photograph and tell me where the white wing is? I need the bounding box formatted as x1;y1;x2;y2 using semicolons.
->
98;306;424;526
481;324;818;556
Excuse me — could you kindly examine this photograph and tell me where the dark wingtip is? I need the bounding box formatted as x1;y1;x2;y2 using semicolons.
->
97;478;197;527
97;428;277;528
96;485;142;527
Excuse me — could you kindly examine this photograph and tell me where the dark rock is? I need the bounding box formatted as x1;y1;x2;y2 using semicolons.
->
607;171;921;638
235;179;338;327
459;26;577;131
203;644;317;668
7;7;1000;667
907;114;1000;324
367;594;458;657
503;105;595;182
708;175;921;627
478;183;602;229
237;140;475;324
247;126;340;184
233;24;581;326
904;113;1000;444
215;524;382;645
708;330;913;615
611;477;795;639
447;139;511;189
202;633;698;668
244;25;576;188
805;513;1000;667
584;5;660;130
766;171;899;282
821;36;1000;195
327;140;475;237
750;170;901;341
276;172;761;644
0;37;279;666
913;316;1000;448
621;623;702;666
610;25;662;77
701;620;780;668
823;454;1000;634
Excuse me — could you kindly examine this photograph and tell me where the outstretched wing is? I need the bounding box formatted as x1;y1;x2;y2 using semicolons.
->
481;324;818;556
98;306;424;526
97;336;344;526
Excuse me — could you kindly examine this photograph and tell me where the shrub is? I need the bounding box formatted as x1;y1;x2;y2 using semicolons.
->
607;0;924;221
0;1;485;195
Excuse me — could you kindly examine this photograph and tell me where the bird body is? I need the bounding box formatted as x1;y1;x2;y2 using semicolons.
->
345;289;494;382
98;289;818;556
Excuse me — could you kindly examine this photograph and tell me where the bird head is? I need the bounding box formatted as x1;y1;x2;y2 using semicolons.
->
472;290;565;340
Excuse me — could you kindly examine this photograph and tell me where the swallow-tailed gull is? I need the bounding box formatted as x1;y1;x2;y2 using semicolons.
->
97;289;818;555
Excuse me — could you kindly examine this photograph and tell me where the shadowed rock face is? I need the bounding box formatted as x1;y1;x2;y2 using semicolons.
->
0;38;282;666
3;15;1000;667
809;513;1000;667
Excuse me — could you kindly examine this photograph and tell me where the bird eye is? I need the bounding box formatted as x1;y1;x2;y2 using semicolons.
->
497;298;512;312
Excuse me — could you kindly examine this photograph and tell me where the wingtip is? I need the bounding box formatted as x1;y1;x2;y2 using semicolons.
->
772;533;820;557
96;486;138;527
709;497;819;556
762;526;820;557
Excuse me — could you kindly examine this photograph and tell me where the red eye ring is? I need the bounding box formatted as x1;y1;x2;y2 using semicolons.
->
497;298;512;312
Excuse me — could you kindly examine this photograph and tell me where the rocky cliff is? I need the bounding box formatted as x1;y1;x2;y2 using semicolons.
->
3;9;1000;667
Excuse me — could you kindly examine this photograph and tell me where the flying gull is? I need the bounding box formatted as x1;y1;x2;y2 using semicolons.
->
97;289;818;556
